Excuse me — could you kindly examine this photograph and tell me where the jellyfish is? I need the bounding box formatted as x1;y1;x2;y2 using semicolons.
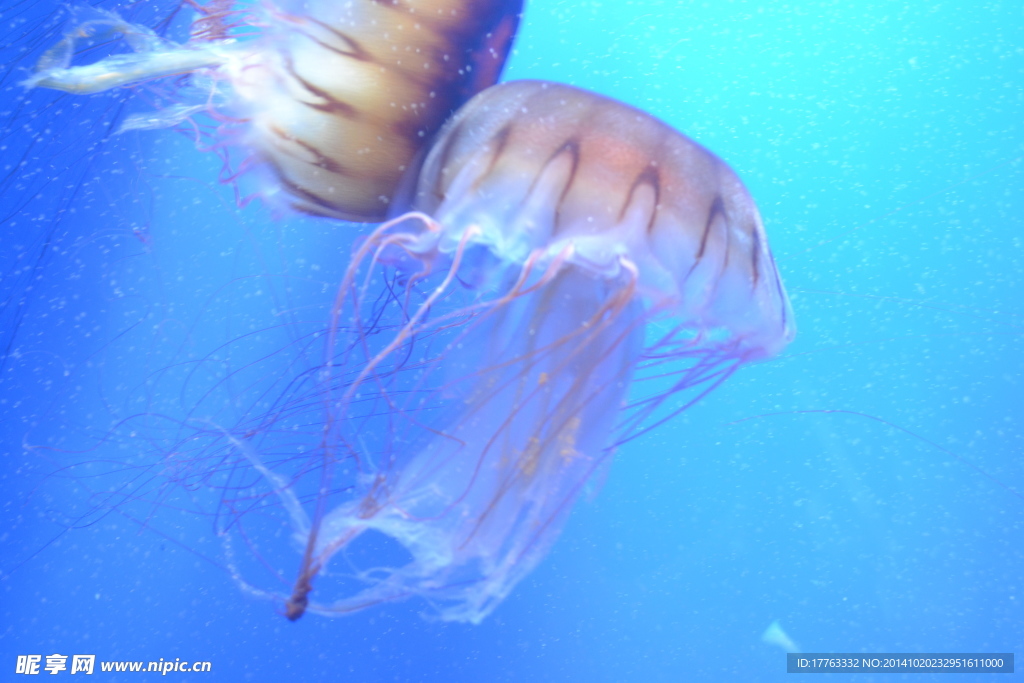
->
23;0;523;220
230;79;794;623
1;0;522;468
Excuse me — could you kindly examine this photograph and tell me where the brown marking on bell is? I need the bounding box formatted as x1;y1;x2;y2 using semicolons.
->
430;117;468;201
303;17;373;61
750;223;762;287
696;195;726;262
279;53;361;119
274;166;354;217
546;138;582;233
293;75;359;119
476;124;514;188
248;0;524;222
293;139;352;177
721;202;733;270
275;8;375;62
622;165;662;234
268;123;296;145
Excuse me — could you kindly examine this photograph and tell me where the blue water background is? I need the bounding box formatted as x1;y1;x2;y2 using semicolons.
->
1;1;1022;681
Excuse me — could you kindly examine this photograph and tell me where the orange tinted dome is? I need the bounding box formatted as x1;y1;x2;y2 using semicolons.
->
412;80;795;357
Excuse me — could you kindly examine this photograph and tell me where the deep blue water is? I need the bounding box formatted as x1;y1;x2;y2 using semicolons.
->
1;1;1022;681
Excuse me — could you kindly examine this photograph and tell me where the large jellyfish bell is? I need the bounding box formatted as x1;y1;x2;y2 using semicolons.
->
25;0;523;220
235;80;795;623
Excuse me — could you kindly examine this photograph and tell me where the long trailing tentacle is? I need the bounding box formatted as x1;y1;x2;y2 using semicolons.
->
282;225;648;621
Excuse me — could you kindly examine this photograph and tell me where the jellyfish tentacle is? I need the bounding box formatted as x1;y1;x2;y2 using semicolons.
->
280;221;645;622
382;247;602;524
23;12;236;96
221;428;311;539
287;212;483;618
343;220;482;406
321;211;439;413
443;262;645;552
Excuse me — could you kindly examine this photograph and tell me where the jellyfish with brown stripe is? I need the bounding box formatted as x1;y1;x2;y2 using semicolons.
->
24;0;523;221
223;80;794;623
